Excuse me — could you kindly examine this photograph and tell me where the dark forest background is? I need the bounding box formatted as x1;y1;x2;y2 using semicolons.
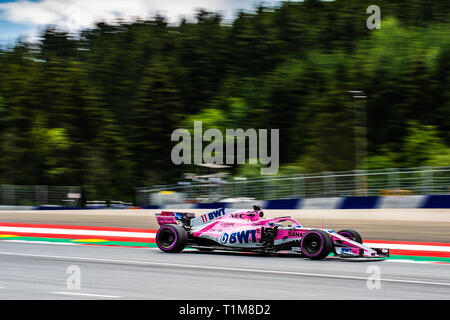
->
0;0;449;201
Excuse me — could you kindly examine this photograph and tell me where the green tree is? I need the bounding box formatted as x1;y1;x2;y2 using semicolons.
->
402;122;449;167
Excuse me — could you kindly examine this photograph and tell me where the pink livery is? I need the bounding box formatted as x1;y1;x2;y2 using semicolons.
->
155;205;389;260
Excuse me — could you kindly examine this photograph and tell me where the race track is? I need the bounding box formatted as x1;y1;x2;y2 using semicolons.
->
0;241;449;300
0;208;449;300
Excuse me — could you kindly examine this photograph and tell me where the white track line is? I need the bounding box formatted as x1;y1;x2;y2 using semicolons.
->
0;240;77;246
50;291;120;298
0;251;449;287
385;259;433;264
366;242;450;253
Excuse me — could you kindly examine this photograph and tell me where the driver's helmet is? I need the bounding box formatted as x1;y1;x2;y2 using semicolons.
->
252;205;264;218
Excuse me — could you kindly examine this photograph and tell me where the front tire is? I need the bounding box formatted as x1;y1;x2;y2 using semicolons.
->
156;224;187;253
301;229;333;260
337;229;362;243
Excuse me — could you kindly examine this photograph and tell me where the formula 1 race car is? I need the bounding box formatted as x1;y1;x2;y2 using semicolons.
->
155;206;389;260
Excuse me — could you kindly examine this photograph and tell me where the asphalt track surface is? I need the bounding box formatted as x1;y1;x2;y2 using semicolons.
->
0;208;449;242
0;241;449;300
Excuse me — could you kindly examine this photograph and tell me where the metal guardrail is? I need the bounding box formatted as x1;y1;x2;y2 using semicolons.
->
0;185;82;207
135;166;450;206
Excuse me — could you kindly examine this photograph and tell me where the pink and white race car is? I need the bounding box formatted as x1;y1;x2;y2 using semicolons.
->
155;206;389;260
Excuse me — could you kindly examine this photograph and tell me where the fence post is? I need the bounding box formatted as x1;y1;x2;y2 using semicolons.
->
35;185;48;206
361;169;368;196
329;172;336;197
291;175;296;198
429;167;434;194
421;166;428;194
3;185;15;205
353;170;359;196
296;174;305;198
388;168;398;190
322;172;335;197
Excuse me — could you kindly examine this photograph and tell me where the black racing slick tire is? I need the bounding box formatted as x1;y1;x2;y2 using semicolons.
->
301;229;333;260
337;229;363;244
156;224;188;253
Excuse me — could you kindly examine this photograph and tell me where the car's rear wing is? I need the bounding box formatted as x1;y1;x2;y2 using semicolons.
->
155;211;195;227
156;208;233;228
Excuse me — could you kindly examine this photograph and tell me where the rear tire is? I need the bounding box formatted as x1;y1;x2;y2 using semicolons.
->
156;224;187;253
301;229;332;260
337;229;362;244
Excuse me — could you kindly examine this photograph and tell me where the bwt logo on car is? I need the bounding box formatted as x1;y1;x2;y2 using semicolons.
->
220;230;257;244
200;208;226;222
208;208;226;220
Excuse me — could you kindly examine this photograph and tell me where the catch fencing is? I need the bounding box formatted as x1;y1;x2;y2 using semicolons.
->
0;185;82;207
135;166;450;206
